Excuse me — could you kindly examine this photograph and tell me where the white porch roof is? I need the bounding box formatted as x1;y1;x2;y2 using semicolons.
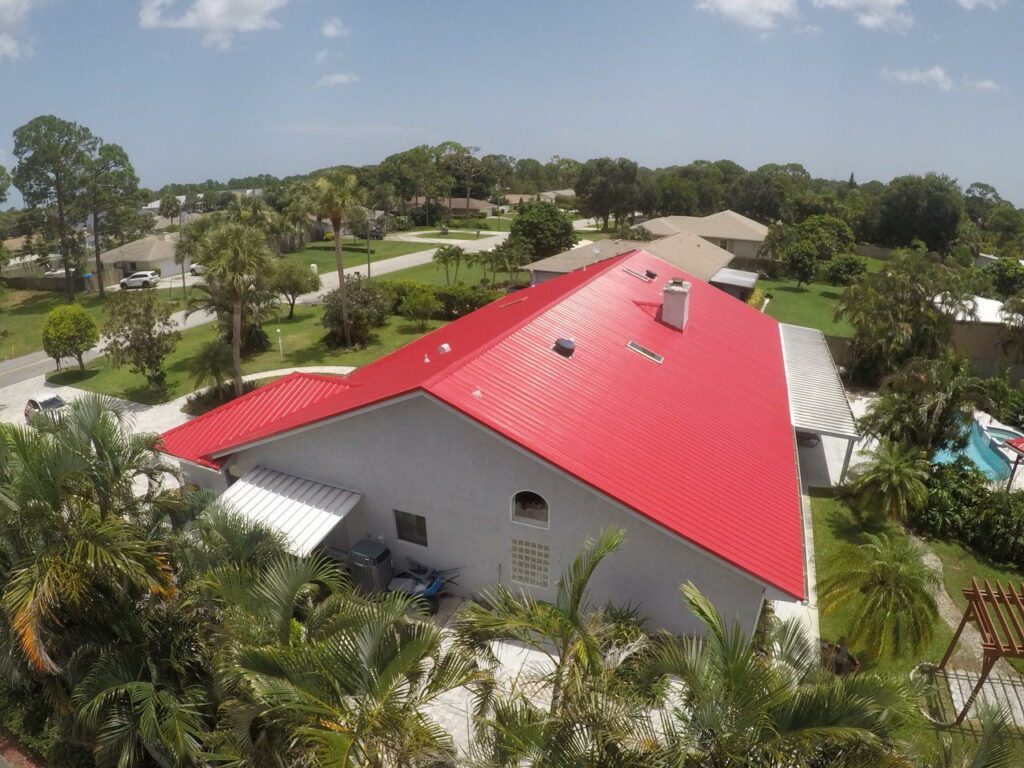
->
779;324;858;440
220;466;361;556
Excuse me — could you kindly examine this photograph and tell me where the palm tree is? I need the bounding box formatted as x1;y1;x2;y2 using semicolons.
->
455;528;626;716
847;439;929;523
433;244;464;285
0;398;178;674
219;554;481;767
646;583;918;766
73;604;210;768
176;213;220;300
312;171;361;347
195;222;275;396
818;531;939;657
187;338;234;395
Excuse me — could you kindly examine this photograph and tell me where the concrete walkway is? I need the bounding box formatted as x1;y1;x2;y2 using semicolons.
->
0;248;439;390
387;231;509;249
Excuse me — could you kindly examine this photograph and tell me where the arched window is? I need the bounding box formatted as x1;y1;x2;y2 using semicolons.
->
512;491;549;528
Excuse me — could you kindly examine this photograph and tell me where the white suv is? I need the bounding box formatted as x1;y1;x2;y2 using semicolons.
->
120;271;161;289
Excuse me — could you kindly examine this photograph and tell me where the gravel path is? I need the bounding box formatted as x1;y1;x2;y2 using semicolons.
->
915;535;1015;676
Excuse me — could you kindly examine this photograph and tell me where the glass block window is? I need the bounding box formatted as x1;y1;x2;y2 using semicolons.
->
510;538;550;588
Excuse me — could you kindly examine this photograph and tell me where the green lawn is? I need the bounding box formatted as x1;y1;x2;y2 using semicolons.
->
760;256;888;338
761;280;854;337
47;306;441;405
810;489;954;676
285;239;430;275
0;287;185;361
377;260;528;289
414;231;482;241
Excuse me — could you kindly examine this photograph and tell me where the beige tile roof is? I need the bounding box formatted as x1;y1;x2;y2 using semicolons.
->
408;196;494;211
639;210;769;243
525;230;733;283
100;232;179;266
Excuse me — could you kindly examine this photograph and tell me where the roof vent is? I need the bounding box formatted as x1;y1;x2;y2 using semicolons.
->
627;340;664;364
438;343;451;355
423;354;431;364
645;269;658;279
553;338;576;358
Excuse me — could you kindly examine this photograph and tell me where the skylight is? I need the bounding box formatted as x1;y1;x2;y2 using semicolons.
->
623;268;651;283
627;340;663;364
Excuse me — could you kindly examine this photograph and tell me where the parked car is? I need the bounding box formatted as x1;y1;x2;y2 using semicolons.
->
120;271;161;289
189;262;207;276
24;393;67;423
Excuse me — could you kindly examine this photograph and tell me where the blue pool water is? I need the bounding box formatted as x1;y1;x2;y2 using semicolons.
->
934;420;1023;481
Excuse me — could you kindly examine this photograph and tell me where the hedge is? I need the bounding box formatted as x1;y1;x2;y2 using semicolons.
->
911;458;1024;570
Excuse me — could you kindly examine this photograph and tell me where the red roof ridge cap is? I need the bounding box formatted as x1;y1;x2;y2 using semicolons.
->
424;253;631;389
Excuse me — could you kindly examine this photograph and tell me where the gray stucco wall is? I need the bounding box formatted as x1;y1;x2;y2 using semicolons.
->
202;394;776;637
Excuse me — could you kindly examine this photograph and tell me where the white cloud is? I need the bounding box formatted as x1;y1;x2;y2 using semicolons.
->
314;48;330;64
317;72;359;87
321;16;350;38
956;0;1003;8
965;77;1000;92
882;65;954;90
882;65;1000;92
694;0;797;30
139;0;291;49
0;0;41;59
812;0;912;31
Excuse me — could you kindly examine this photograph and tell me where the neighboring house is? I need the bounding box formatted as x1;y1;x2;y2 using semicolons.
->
538;188;576;203
142;193;206;214
638;210;770;260
974;252;999;269
2;236;26;253
100;232;182;277
938;294;1024;380
526;231;759;300
408;196;496;217
504;193;536;206
156;251;860;636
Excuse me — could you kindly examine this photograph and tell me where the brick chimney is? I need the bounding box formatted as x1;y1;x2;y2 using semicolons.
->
662;279;692;330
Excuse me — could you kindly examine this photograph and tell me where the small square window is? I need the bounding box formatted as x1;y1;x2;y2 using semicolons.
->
394;510;428;547
510;538;550;588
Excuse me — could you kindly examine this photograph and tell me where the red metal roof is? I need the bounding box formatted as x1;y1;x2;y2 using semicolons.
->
158;372;353;468
160;252;805;599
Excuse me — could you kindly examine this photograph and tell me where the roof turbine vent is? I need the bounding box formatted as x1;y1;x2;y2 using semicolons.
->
438;343;451;354
553;338;576;358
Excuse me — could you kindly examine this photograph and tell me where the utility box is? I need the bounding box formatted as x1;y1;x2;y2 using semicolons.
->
349;539;393;593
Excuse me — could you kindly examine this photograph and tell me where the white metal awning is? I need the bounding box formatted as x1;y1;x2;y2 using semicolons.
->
220;466;361;556
710;267;759;290
779;324;858;440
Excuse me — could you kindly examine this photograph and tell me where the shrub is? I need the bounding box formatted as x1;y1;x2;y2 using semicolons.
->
912;459;990;540
375;279;422;314
747;287;765;310
41;304;98;372
434;283;502;319
401;285;441;331
321;275;390;347
388;215;413;232
823;254;868;286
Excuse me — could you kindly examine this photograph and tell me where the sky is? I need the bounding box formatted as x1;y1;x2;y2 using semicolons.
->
0;0;1022;204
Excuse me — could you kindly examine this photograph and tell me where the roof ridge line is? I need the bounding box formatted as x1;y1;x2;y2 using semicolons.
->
423;252;633;389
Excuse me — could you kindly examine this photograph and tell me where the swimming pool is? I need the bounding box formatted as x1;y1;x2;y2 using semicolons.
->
934;420;1024;482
